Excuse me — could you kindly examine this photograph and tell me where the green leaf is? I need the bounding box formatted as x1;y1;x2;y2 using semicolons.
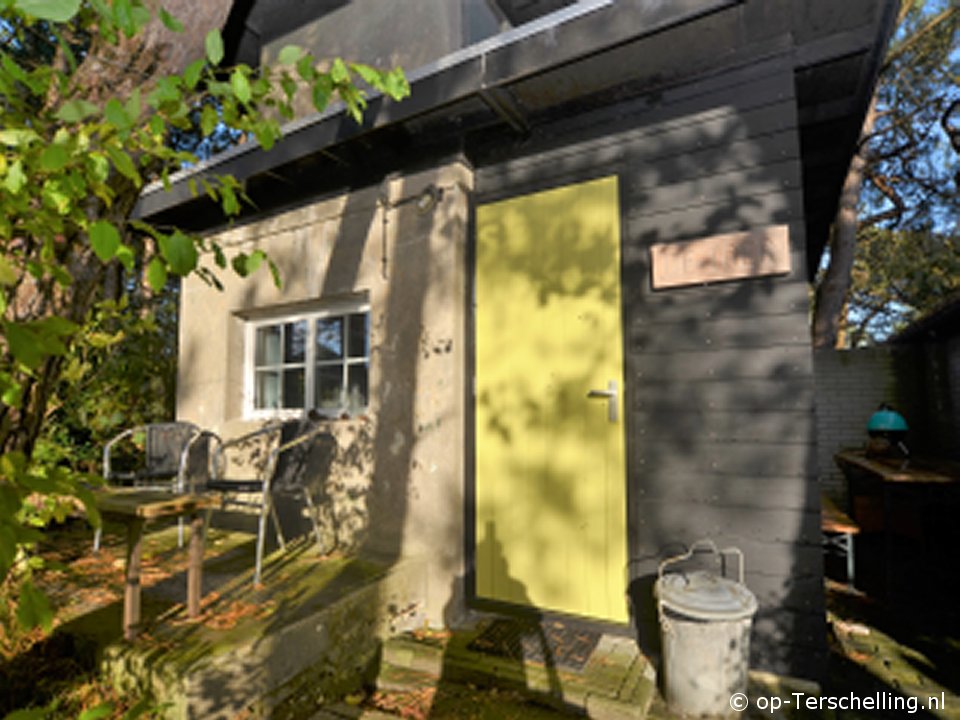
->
219;182;239;215
200;104;218;137
55;98;99;122
212;243;226;269
350;63;383;90
296;54;316;82
245;249;266;274
89;220;121;262
0;128;38;146
383;68;410;100
36;316;78;336
116;244;135;271
74;485;101;530
268;257;282;289
105;145;140;185
1;375;23;406
205;29;224;66
280;73;298;101
330;58;349;84
1;706;49;720
121;697;157;720
231;253;249;277
277;45;302;65
311;76;332;113
3;322;43;368
0;256;18;285
87;152;110;183
159;7;183;32
42;181;71;214
124;87;142;122
15;579;53;632
113;0;134;36
230;69;251;103
78;703;114;720
1;52;29;84
104;97;131;130
131;3;149;30
39;143;69;171
14;0;81;22
200;178;217;201
183;59;204;90
159;230;198;275
145;257;167;291
253;122;277;150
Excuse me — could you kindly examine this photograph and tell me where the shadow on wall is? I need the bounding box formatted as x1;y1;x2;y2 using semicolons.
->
168;167;467;714
470;60;821;676
605;77;822;679
433;521;562;716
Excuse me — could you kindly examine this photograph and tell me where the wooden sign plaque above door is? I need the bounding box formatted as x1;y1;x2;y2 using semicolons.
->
649;225;791;289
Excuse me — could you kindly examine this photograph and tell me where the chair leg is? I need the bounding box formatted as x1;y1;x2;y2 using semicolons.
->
255;496;270;586
269;499;285;551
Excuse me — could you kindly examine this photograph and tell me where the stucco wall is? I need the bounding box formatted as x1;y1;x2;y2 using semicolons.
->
178;161;472;624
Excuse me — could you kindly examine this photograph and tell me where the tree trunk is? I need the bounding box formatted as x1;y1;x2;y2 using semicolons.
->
812;95;878;349
0;0;234;459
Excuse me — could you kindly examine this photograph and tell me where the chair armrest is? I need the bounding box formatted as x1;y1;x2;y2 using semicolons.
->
102;426;140;480
208;422;285;483
263;424;336;486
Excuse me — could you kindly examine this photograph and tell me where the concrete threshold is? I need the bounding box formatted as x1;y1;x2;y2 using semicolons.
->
377;620;658;720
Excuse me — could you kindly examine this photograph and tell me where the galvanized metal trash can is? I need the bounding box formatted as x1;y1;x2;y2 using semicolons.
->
655;540;758;717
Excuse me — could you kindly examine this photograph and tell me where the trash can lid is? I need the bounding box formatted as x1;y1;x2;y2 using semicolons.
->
655;570;758;621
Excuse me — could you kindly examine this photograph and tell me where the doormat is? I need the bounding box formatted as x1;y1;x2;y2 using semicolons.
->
466;619;601;671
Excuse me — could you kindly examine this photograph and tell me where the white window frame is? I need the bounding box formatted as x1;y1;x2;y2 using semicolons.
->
243;300;371;420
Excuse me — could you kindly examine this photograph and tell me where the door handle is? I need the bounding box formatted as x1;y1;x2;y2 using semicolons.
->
587;380;618;423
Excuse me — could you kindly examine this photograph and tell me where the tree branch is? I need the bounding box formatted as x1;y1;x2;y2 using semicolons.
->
881;6;958;74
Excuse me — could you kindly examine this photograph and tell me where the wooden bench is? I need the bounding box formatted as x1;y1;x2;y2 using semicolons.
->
821;493;859;587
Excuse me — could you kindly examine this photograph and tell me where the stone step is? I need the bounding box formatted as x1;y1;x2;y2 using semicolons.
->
378;629;656;720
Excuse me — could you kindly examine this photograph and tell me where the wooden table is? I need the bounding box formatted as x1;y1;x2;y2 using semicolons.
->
834;450;960;486
834;449;960;599
96;490;222;640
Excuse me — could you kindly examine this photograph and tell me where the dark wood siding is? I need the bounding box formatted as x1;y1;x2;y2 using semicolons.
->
473;52;822;677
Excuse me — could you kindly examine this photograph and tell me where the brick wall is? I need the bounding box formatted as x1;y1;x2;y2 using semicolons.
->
813;348;898;502
815;341;960;502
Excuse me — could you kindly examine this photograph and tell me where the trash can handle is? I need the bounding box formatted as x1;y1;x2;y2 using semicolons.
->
658;539;744;584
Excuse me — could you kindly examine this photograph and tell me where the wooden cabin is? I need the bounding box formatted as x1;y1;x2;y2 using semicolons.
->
136;0;896;680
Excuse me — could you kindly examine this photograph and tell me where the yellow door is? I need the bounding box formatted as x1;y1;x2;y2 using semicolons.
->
475;176;628;623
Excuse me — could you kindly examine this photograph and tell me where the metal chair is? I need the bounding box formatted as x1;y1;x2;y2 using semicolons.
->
96;421;201;551
188;420;334;585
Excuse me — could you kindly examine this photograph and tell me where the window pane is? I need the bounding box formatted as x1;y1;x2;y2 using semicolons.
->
255;325;281;366
255;370;280;409
315;365;344;409
316;317;344;361
347;313;369;358
347;363;368;411
284;321;306;363
282;368;304;408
